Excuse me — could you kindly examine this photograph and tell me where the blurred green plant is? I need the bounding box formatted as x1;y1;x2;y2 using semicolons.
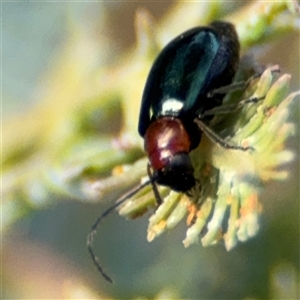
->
2;1;300;299
2;0;299;260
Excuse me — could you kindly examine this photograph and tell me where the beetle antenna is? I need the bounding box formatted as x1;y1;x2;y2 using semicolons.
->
87;178;152;283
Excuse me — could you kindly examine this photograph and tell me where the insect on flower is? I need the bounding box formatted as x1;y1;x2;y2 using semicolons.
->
87;20;267;283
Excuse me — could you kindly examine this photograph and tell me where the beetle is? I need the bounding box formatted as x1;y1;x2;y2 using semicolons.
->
139;20;243;195
87;20;258;283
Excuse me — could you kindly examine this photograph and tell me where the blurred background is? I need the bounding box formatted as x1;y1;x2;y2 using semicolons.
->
2;1;299;299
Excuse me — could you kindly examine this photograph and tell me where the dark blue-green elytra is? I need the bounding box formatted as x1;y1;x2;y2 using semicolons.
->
138;21;240;137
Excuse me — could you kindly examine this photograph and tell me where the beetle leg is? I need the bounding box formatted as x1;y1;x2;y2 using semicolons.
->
207;64;280;98
147;163;163;206
193;118;254;151
199;95;265;117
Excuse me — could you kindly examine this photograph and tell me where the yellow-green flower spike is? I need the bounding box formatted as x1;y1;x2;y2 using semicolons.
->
119;67;298;250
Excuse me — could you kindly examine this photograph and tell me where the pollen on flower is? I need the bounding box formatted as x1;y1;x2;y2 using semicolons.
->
147;220;167;242
186;203;198;226
264;106;276;117
240;194;259;217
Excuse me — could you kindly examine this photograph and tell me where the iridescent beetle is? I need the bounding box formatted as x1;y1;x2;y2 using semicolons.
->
87;21;261;283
